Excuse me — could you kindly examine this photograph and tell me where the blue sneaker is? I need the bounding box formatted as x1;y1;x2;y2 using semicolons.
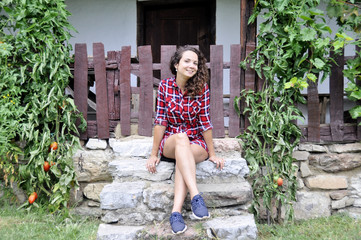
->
169;212;187;234
191;193;210;219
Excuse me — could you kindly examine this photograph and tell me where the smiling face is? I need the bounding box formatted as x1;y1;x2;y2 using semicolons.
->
175;50;198;80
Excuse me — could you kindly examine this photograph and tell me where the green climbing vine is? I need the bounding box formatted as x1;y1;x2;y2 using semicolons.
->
0;0;86;212
327;0;361;122
236;0;354;223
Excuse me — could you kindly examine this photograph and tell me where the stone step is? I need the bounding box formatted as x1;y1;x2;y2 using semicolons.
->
108;153;249;184
99;181;252;225
97;213;257;240
108;137;243;158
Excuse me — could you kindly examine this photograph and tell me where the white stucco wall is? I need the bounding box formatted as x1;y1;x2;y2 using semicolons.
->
65;0;137;56
64;0;357;125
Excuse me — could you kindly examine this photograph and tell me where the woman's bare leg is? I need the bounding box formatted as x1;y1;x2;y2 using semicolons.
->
163;133;208;212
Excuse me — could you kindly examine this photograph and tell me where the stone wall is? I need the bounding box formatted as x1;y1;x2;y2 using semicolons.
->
71;137;361;222
293;142;361;220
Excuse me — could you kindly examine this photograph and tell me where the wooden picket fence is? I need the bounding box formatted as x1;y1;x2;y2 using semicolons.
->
72;43;361;142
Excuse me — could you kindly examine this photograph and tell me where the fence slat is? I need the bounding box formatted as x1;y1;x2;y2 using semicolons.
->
93;42;110;139
356;45;361;140
119;46;131;136
107;51;116;120
307;81;320;142
330;50;345;141
229;44;242;138
74;43;88;140
138;46;154;136
210;45;225;138
161;45;177;80
115;51;121;119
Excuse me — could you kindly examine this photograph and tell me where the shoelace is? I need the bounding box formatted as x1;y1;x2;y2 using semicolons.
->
192;195;206;208
170;213;184;224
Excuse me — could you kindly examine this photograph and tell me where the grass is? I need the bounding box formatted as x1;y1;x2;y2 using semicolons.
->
0;204;100;240
257;214;361;240
0;185;100;240
1;186;361;240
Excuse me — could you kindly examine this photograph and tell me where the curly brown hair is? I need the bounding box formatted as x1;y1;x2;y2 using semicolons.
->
170;46;209;97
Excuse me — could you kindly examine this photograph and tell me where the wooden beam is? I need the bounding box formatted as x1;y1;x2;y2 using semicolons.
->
93;42;110;139
307;80;320;142
330;49;345;141
138;46;154;137
74;43;88;140
229;44;242;138
119;46;132;136
210;45;225;138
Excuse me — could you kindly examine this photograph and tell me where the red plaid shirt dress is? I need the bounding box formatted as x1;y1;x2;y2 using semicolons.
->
154;77;213;155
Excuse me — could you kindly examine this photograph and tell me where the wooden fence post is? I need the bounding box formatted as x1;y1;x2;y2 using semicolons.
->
330;49;345;141
210;45;225;138
307;80;320;142
138;46;154;137
119;46;131;136
229;44;242;138
107;51;117;120
161;45;177;80
241;0;257;129
93;42;110;139
74;43;88;140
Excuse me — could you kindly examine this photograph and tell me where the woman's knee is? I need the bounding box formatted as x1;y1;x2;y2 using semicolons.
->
174;133;190;146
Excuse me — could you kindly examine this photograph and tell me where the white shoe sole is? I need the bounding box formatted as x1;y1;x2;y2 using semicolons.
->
191;208;211;220
172;225;187;234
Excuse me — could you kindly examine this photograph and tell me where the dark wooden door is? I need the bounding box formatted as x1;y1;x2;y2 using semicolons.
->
139;1;215;63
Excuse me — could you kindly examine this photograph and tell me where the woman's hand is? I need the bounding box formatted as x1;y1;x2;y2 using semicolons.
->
146;155;160;174
208;155;225;170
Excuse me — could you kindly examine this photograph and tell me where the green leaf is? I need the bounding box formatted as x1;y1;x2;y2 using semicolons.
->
349;106;361;119
312;58;326;69
300;28;317;41
350;90;361;100
336;32;354;41
333;40;345;50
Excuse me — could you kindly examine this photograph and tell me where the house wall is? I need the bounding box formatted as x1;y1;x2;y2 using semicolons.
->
65;0;240;65
65;0;358;125
66;0;137;56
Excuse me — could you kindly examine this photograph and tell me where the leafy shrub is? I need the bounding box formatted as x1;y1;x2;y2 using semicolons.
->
0;0;85;212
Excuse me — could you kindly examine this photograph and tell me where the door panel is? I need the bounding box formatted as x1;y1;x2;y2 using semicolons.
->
140;1;215;63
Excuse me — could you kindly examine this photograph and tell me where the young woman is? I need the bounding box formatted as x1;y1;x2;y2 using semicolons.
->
146;45;224;234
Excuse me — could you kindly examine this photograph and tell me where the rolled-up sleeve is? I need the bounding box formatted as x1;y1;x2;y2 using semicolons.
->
198;84;213;132
154;81;168;126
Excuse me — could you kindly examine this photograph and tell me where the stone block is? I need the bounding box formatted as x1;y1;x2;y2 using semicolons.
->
330;190;349;200
292;151;310;161
143;182;174;210
109;138;152;157
73;149;113;182
300;162;312;177
86;138;108;150
100;182;146;210
304;175;348;190
309;154;361;173
353;198;361;207
328;143;361;153
71;201;103;217
83;183;109;202
298;144;327;153
186;182;252;208
293;191;331;220
331;197;353;210
213;138;242;152
196;158;249;184
204;214;258;240
108;158;174;182
97;224;144;240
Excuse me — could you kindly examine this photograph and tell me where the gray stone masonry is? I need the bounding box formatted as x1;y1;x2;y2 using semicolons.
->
93;137;258;239
69;138;361;239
